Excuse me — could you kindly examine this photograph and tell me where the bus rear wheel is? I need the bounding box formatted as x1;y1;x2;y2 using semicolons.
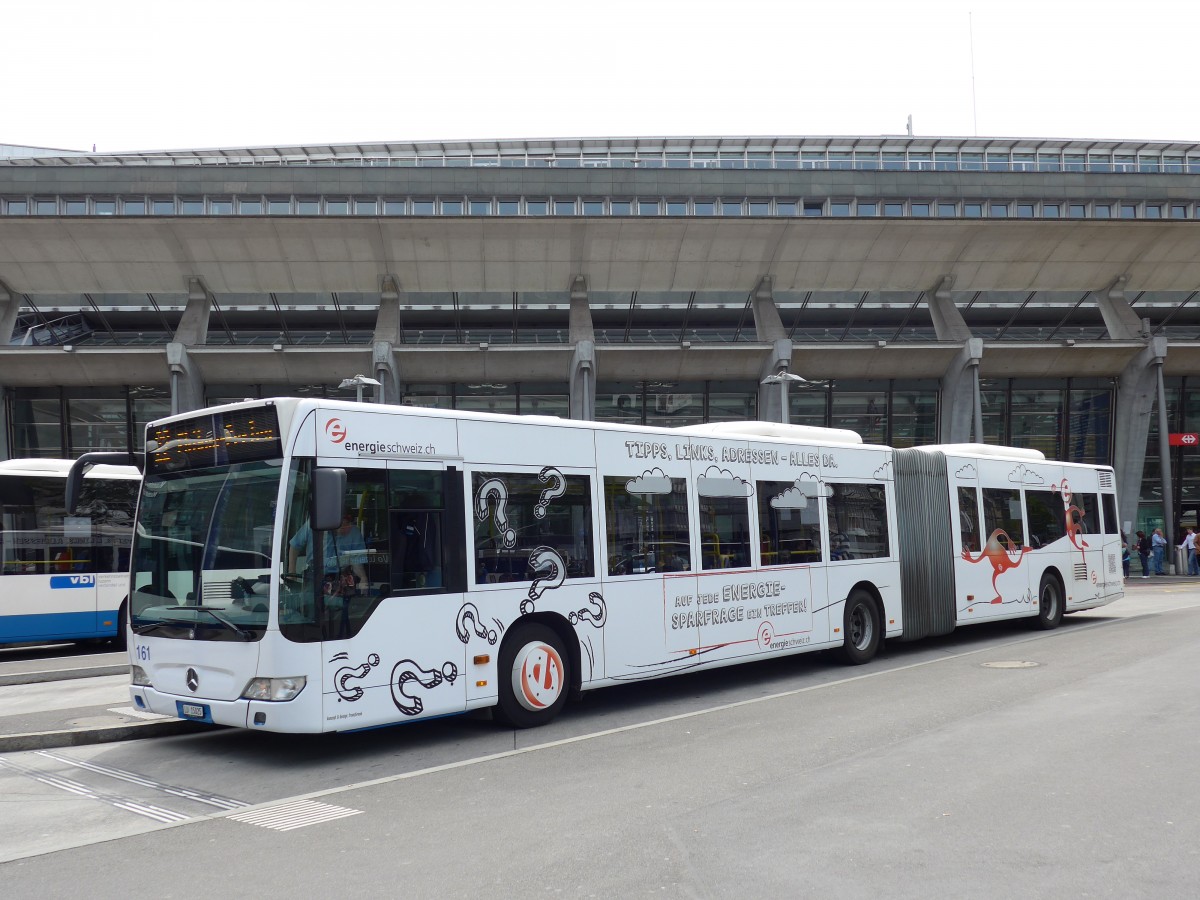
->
1033;573;1064;630
494;624;571;728
839;589;881;665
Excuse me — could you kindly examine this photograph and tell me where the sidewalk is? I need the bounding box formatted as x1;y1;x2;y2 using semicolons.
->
0;650;210;753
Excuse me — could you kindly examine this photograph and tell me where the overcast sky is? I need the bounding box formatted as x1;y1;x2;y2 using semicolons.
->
4;0;1198;153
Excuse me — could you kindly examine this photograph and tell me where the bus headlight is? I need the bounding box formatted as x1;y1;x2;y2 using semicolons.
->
131;665;152;687
241;676;307;702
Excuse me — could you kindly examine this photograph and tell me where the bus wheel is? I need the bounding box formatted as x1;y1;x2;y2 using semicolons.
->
494;624;570;728
1033;573;1064;630
112;601;128;651
839;590;881;665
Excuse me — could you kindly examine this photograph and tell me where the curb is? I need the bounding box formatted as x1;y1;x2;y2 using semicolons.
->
0;664;128;687
0;718;215;753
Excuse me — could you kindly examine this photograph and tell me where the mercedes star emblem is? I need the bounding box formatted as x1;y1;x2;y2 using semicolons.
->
186;668;199;692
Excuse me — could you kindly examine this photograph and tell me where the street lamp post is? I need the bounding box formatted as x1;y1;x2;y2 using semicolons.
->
338;374;382;403
760;371;808;424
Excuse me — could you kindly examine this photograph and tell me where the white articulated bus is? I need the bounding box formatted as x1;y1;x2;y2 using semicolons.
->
78;399;1121;733
0;458;140;647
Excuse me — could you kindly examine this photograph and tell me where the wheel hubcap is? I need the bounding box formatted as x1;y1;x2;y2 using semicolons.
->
850;605;872;649
512;642;565;712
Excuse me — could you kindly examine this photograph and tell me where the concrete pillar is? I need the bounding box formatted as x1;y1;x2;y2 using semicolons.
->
1113;337;1167;540
939;338;984;443
1095;274;1142;341
372;275;403;404
927;276;981;443
0;280;14;460
750;275;787;341
568;275;596;420
167;278;212;415
757;338;794;423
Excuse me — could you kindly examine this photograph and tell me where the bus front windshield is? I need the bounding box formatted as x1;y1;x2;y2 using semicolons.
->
130;460;282;641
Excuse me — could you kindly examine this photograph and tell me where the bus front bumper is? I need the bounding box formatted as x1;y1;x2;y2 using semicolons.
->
130;685;323;733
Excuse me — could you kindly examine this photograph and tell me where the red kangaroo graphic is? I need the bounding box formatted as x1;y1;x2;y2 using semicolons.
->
1056;479;1089;564
962;529;1033;604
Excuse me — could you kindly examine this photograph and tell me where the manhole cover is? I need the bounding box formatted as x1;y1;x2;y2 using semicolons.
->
981;660;1040;669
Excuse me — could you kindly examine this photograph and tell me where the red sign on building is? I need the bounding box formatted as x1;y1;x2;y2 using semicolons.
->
1169;433;1200;447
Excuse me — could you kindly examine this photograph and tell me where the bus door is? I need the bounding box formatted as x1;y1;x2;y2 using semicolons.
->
321;461;467;725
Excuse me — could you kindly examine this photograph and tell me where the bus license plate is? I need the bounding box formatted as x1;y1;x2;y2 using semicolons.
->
179;702;207;720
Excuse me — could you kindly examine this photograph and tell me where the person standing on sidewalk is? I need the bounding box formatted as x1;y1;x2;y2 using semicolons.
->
1181;527;1199;576
1136;530;1151;577
1152;527;1167;575
1121;535;1131;579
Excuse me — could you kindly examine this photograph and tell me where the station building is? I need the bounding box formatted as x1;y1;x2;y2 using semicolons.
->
1;135;1199;540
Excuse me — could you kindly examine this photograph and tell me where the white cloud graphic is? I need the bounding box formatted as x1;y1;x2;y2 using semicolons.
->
1008;464;1045;485
696;466;754;499
770;471;832;509
626;468;673;495
955;464;977;479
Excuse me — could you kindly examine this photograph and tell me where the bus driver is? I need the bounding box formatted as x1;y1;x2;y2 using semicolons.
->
287;510;368;595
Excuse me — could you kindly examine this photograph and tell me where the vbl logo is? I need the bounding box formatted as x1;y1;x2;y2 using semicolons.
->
50;574;97;589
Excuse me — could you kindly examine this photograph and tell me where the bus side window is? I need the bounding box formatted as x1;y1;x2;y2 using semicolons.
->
473;470;594;583
603;475;691;575
388;469;447;594
958;486;980;554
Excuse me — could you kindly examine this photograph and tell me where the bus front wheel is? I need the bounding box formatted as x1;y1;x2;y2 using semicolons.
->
494;624;570;728
839;589;881;665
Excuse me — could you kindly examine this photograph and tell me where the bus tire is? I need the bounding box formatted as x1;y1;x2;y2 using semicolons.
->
1033;572;1064;630
839;589;881;665
112;600;128;650
494;623;570;728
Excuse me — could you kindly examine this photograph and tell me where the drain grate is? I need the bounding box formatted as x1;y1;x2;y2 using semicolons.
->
227;799;362;831
981;660;1040;668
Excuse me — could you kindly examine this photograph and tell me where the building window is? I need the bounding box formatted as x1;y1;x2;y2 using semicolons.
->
297;198;320;215
354;199;378;215
937;202;957;217
857;202;878;217
911;203;930;217
5;199;29;215
35;199;57;215
583;199;604;215
611;200;632;216
526;200;548;216
440;200;463;215
240;199;263;214
326;199;349;215
412;200;434;215
693;201;715;216
882;202;903;217
65;199;86;215
638;200;660;216
498;199;520;215
469;199;492;215
1145;204;1162;219
1068;204;1086;218
1094;204;1111;219
989;203;1009;218
210;200;233;215
964;203;982;218
747;200;770;216
1043;204;1060;218
1016;203;1034;218
803;201;824;217
94;200;116;216
831;202;851;217
721;199;743;216
268;199;292;215
668;200;689;216
1120;204;1137;219
776;201;798;216
1171;204;1189;219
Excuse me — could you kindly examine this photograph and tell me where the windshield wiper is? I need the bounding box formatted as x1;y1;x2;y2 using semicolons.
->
166;605;254;641
132;620;191;636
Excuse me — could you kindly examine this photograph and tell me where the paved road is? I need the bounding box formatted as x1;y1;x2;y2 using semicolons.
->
1;583;1197;898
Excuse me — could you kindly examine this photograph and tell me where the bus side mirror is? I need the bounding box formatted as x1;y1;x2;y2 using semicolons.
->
312;468;347;531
